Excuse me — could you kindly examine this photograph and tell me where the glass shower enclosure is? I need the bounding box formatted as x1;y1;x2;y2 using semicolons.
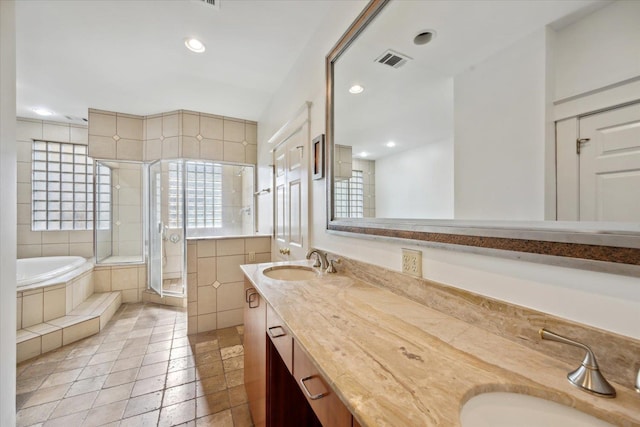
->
95;158;255;299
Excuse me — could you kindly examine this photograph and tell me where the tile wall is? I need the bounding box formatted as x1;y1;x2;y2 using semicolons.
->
16;119;93;259
186;236;271;334
353;158;376;218
88;109;257;164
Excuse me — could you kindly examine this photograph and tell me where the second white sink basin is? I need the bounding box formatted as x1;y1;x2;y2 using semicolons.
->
460;392;614;427
262;265;319;281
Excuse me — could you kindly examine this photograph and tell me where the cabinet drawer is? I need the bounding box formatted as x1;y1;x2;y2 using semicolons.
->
293;340;352;427
266;304;293;373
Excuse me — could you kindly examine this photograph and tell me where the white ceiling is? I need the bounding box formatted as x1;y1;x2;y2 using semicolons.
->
333;0;607;160
15;0;341;123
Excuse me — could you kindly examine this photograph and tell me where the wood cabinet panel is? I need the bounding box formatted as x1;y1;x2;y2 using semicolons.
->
244;281;266;427
266;304;293;373
293;340;352;427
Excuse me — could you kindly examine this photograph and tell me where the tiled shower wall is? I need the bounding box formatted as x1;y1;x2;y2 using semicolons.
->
353;158;376;218
16;119;93;259
186;236;271;334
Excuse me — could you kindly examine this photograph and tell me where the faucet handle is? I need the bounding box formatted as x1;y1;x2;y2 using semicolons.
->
539;328;616;397
305;250;322;268
636;368;640;393
326;257;341;273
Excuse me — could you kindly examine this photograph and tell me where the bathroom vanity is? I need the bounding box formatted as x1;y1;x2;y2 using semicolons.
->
241;261;639;427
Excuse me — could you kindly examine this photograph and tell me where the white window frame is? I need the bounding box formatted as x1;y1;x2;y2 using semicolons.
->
31;140;95;231
334;169;364;218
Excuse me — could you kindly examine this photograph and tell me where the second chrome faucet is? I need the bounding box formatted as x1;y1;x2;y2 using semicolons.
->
539;328;616;398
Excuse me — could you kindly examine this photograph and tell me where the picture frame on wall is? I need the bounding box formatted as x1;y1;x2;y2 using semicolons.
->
312;134;325;180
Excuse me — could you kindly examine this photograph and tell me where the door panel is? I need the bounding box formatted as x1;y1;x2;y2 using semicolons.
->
579;102;640;221
289;180;302;247
148;160;163;297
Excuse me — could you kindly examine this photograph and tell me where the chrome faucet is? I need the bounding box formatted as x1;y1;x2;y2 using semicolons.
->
305;249;328;270
539;328;616;398
636;368;640;393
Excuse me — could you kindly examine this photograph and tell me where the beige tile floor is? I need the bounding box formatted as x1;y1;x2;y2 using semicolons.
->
16;302;253;427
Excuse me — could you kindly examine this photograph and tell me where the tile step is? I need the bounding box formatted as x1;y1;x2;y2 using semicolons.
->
17;291;122;363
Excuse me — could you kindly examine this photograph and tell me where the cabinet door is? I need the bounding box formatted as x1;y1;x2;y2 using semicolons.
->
244;281;266;427
293;340;352;427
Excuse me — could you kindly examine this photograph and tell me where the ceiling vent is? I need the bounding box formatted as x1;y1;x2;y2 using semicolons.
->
375;49;412;69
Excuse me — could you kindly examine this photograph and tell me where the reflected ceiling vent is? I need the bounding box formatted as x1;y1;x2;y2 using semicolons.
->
196;0;219;9
64;115;88;123
375;49;412;69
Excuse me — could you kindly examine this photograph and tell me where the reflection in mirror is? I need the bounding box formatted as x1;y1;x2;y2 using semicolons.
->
95;160;145;264
332;0;640;223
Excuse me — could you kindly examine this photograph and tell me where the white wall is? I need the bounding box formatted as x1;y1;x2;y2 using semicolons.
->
0;1;17;425
454;29;548;221
257;1;640;341
376;140;453;218
554;0;640;100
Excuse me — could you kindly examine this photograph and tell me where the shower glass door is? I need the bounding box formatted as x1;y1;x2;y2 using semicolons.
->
148;160;163;297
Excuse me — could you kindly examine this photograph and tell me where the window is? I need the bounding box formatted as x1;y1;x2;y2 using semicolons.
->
334;169;364;218
32;141;94;231
168;160;222;229
168;161;183;228
95;163;111;231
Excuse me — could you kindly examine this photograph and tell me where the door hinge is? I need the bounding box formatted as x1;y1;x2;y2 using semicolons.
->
576;138;590;155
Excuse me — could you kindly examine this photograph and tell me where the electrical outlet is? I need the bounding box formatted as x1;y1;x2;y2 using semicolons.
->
402;249;422;277
248;251;256;262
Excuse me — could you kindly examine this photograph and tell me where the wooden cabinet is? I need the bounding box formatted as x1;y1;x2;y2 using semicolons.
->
293;339;352;427
244;281;266;427
244;285;354;427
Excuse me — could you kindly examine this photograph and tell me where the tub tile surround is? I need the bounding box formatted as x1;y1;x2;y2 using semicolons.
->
16;268;123;363
187;236;271;334
16;119;93;259
242;261;640;427
94;264;147;303
335;255;640;392
88;109;257;164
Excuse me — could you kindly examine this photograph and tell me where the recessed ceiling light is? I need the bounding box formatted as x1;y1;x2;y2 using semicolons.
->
414;30;436;46
185;38;206;53
386;141;396;148
33;108;54;117
359;151;368;157
349;85;364;94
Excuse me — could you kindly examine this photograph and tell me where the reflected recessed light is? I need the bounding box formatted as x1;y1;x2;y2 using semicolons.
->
349;84;364;94
185;38;206;53
359;151;368;157
33;108;54;117
414;30;436;46
386;141;396;148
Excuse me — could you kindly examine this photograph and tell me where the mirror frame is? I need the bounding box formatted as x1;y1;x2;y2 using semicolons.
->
325;0;640;276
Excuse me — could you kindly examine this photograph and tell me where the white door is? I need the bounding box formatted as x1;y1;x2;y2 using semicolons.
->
273;126;308;260
579;102;640;221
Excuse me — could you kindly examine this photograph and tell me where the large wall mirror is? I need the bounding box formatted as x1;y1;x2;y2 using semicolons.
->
326;0;640;274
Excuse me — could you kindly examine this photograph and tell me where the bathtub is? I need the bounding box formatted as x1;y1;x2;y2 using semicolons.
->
17;256;93;290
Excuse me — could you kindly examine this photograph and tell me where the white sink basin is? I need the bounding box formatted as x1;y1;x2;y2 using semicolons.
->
460;392;614;427
262;265;319;281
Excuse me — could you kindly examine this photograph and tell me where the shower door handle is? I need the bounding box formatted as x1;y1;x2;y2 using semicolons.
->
157;222;163;234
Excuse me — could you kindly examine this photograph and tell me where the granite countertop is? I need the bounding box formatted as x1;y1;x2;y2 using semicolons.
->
241;260;640;427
